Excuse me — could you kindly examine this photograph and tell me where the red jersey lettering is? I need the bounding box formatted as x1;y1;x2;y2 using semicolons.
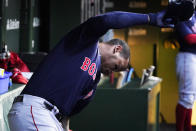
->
80;57;91;71
81;57;97;80
88;63;96;76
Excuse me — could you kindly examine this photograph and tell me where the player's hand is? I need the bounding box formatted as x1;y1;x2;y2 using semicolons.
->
148;10;175;28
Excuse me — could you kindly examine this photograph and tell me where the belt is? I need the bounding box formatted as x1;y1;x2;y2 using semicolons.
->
13;95;64;122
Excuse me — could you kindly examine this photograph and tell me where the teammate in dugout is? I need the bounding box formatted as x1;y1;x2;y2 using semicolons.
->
175;10;196;131
7;9;180;131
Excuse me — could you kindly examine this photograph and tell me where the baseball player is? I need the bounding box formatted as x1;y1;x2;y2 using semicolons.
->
8;11;173;131
175;11;196;131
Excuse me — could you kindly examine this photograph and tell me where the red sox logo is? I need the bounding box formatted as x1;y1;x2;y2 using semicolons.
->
80;57;97;80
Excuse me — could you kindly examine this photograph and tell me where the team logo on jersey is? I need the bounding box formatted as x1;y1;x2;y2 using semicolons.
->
80;57;97;80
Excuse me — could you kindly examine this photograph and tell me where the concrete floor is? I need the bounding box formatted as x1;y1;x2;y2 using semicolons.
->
160;124;196;131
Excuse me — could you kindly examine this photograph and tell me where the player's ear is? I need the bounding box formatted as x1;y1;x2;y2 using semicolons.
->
113;45;122;54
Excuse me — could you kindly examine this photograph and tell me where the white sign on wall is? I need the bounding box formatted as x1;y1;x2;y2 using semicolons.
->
5;0;8;7
105;1;114;8
33;17;40;27
6;19;20;30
